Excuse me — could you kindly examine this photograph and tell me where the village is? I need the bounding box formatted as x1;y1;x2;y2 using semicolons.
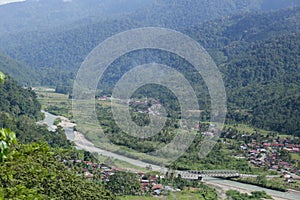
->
98;96;300;176
222;130;300;184
62;158;182;196
98;96;163;115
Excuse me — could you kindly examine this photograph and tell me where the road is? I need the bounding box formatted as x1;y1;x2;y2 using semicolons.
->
73;131;167;173
203;177;300;200
41;111;300;200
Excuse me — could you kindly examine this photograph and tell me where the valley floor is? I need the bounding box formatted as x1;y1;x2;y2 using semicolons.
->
41;110;300;200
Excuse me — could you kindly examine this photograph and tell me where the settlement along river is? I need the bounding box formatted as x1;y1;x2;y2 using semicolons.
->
41;111;300;200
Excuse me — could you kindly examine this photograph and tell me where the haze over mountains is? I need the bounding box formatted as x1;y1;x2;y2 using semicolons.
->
0;0;299;134
0;0;299;37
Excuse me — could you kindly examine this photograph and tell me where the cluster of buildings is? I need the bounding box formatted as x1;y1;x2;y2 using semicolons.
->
62;159;115;181
97;96;163;115
128;98;162;115
62;159;173;195
239;138;300;178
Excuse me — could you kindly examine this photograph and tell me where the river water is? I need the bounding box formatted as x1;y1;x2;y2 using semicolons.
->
41;111;300;200
41;110;75;140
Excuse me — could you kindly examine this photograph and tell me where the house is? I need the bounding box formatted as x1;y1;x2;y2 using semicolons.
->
279;161;289;166
84;171;94;180
263;143;271;147
153;184;163;195
153;184;163;190
240;145;247;150
271;165;279;170
272;143;284;148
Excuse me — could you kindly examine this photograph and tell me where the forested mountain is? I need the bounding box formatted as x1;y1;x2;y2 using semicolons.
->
0;0;298;38
2;6;298;86
131;0;300;29
0;76;41;120
0;17;140;87
0;0;152;37
1;5;299;86
224;33;300;135
0;2;299;135
0;52;39;86
0;73;115;199
0;74;71;145
188;6;300;51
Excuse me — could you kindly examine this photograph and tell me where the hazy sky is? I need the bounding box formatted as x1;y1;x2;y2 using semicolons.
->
0;0;26;6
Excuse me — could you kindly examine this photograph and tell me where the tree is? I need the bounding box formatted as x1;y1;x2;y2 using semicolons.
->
256;175;267;186
0;128;16;162
106;171;140;196
0;71;5;84
0;142;115;199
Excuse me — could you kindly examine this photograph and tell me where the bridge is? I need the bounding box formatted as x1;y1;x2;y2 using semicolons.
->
176;170;240;180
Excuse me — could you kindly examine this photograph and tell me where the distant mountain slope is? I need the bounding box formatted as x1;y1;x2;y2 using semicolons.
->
0;2;299;134
222;32;300;135
187;6;300;51
129;0;300;28
0;6;299;87
0;0;152;37
0;52;39;86
1;0;299;37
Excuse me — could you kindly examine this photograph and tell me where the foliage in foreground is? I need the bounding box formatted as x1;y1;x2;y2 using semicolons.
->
0;128;16;162
0;142;115;200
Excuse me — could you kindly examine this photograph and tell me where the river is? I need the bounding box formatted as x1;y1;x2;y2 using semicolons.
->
41;111;300;200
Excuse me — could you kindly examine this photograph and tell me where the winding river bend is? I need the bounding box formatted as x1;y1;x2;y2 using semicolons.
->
41;111;300;200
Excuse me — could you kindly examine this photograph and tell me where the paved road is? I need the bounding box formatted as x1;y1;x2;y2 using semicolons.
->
203;177;300;200
73;131;167;172
73;131;300;200
41;111;300;200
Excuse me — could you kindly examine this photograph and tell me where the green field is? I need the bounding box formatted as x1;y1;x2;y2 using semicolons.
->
36;88;72;118
37;89;296;173
119;190;212;200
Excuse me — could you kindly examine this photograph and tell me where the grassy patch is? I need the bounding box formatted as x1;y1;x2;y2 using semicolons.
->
118;196;158;200
291;153;300;161
36;88;72;118
225;123;274;135
119;190;213;200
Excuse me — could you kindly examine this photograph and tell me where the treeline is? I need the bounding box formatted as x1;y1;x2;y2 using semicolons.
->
0;6;300;135
224;33;300;135
0;52;39;86
226;190;273;200
0;73;115;199
0;76;70;146
0;142;115;199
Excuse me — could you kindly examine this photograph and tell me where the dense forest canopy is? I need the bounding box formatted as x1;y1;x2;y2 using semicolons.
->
0;74;71;146
0;72;115;199
0;4;299;135
1;0;300;198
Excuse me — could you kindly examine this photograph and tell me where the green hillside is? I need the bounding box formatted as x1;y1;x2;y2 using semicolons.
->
0;52;39;86
0;5;299;135
223;33;300;135
0;72;115;199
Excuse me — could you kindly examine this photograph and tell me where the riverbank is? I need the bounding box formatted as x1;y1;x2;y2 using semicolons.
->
203;177;300;200
41;111;300;200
